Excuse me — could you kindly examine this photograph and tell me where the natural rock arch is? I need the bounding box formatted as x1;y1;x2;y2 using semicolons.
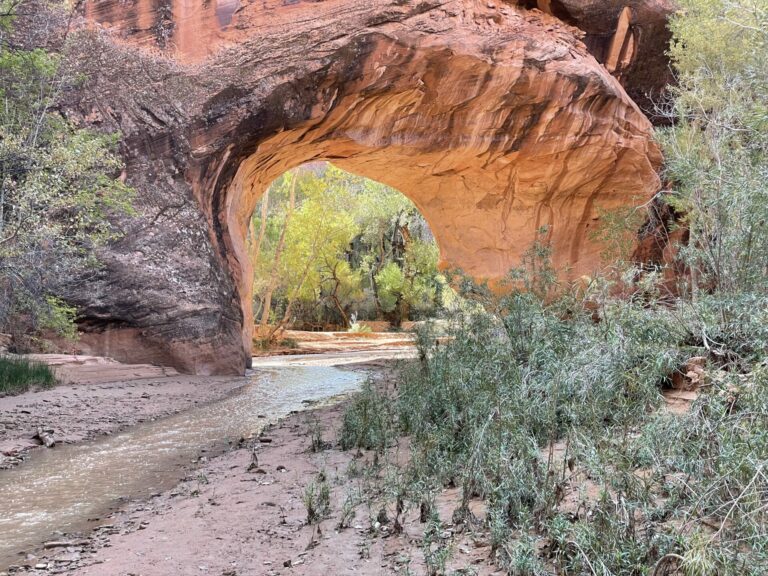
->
68;0;663;374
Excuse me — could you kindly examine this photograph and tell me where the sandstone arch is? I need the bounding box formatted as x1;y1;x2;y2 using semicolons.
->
69;0;663;374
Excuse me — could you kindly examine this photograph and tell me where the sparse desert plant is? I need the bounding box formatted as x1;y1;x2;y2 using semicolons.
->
307;414;329;452
422;516;453;576
339;379;393;453
303;470;331;524
337;488;361;529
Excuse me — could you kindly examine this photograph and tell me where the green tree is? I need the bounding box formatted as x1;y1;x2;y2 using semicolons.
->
658;0;768;297
0;2;133;346
375;239;440;326
249;163;443;333
274;167;361;331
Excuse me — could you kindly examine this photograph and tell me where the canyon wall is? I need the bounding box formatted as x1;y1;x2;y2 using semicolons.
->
64;0;669;373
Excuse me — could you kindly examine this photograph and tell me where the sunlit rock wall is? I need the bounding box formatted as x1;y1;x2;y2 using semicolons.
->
62;0;667;373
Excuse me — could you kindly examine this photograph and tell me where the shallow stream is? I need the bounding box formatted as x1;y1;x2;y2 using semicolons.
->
0;350;409;568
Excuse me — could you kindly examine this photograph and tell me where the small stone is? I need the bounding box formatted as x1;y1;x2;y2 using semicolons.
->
43;541;73;549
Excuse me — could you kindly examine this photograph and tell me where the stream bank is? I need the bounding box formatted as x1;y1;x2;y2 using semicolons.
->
0;349;420;575
0;355;245;470
6;361;503;576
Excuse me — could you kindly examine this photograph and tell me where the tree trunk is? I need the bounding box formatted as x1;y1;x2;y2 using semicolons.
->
327;262;350;327
331;293;350;327
251;186;270;265
371;231;387;317
259;175;296;328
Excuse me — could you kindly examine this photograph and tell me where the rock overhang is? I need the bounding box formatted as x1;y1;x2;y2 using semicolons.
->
63;0;668;374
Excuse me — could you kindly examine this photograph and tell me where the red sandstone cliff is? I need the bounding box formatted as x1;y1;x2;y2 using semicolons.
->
51;0;672;373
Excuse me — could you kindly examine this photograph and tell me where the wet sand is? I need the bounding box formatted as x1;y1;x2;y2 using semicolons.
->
0;356;245;470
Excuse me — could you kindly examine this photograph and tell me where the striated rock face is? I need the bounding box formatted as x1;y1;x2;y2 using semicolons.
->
513;1;676;118
66;0;665;374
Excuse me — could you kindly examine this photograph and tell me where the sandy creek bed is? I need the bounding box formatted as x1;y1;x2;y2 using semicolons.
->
0;349;419;574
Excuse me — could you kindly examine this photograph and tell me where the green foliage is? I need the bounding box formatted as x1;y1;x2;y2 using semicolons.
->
343;266;766;573
340;379;393;453
251;163;443;329
589;207;647;270
658;0;768;296
634;368;768;561
371;277;764;572
0;5;133;344
399;290;680;473
374;261;405;313
374;240;440;323
0;355;57;395
40;296;78;340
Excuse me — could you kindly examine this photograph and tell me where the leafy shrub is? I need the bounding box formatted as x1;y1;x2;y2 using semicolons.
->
339;379;393;452
0;31;134;343
343;267;767;572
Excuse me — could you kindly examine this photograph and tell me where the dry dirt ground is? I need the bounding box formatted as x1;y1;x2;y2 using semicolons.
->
4;360;507;576
0;355;244;469
254;330;415;357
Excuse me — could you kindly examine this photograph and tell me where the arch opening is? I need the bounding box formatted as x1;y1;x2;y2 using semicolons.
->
246;163;448;351
201;30;662;366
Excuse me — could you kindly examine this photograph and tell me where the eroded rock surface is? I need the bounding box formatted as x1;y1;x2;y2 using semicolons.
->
62;0;666;374
515;1;676;117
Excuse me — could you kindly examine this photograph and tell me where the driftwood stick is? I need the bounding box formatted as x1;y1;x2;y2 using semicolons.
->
35;427;55;448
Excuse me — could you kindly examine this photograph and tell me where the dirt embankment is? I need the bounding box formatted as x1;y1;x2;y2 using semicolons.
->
0;355;245;469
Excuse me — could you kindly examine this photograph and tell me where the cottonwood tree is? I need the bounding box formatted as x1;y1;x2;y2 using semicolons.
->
264;166;362;335
0;1;133;346
659;0;768;297
249;164;444;334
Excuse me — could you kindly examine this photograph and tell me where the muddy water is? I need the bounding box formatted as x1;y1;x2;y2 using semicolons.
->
0;350;409;568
